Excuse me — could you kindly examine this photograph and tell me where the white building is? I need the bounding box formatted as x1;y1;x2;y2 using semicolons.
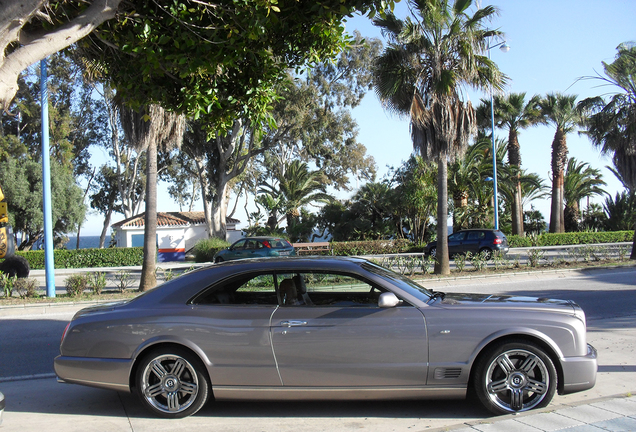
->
111;212;241;262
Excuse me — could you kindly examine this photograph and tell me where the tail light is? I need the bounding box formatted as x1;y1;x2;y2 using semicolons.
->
493;238;503;245
61;322;71;344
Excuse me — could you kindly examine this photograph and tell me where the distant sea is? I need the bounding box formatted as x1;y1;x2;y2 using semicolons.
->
64;235;103;250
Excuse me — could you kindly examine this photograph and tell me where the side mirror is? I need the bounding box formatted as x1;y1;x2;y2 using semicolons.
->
378;292;400;308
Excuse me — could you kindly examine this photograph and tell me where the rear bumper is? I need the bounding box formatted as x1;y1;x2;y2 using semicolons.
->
560;344;598;394
54;355;132;392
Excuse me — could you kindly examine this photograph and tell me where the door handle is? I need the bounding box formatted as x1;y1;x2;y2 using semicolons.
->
280;320;307;327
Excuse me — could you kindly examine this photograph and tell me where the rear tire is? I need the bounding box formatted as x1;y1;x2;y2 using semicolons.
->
429;247;437;258
0;255;30;278
473;340;557;415
479;248;493;260
135;347;210;418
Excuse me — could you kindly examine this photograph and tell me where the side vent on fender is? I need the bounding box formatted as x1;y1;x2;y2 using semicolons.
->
434;368;462;379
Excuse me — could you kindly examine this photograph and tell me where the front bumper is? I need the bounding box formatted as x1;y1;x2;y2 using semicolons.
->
54;355;132;393
560;344;598;394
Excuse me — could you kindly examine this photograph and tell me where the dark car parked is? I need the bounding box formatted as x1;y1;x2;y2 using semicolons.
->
425;229;509;259
213;237;296;263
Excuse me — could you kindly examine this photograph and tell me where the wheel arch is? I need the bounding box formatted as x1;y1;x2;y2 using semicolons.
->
129;340;213;395
467;332;565;394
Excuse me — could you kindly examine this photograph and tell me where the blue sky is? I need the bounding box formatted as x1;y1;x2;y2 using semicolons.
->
345;0;636;224
83;1;635;235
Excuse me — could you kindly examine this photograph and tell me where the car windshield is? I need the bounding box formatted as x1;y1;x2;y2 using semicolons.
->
362;261;433;302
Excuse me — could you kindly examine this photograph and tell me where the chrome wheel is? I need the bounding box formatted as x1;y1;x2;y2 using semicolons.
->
474;342;556;415
429;247;437;258
136;349;209;418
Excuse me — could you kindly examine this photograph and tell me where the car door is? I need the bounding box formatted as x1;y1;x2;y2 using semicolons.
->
228;239;247;260
270;272;429;387
189;272;281;387
447;231;466;256
464;230;484;254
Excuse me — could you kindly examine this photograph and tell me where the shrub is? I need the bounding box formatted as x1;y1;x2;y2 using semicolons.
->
193;238;231;263
507;231;634;248
0;273;17;297
65;274;88;297
14;278;38;298
331;239;411;256
112;270;134;292
454;252;470;272
15;247;144;270
87;272;107;295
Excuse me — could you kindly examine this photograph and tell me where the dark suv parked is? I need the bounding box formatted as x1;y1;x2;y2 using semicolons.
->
425;229;509;260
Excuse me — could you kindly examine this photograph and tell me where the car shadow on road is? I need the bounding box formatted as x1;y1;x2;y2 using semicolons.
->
2;377;489;423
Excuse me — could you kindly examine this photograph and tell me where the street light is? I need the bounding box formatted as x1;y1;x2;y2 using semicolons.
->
487;39;509;230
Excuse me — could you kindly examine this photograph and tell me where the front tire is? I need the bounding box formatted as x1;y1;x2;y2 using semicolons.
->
135;347;210;418
473;340;557;415
429;247;437;258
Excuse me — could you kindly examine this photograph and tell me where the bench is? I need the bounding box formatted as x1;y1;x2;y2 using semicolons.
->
293;242;331;255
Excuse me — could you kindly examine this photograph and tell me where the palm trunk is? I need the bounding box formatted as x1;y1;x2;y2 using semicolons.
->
631;219;636;260
513;181;524;236
434;156;450;275
508;130;524;236
139;142;157;291
550;129;567;233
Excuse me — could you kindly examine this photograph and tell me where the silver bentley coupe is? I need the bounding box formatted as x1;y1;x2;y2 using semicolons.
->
54;256;597;418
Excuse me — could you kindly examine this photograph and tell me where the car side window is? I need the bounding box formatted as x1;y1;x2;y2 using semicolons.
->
277;272;386;307
467;231;485;241
449;232;466;241
232;239;246;250
193;273;278;305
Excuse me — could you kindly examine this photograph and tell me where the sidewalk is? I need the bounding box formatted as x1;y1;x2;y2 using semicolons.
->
442;395;636;432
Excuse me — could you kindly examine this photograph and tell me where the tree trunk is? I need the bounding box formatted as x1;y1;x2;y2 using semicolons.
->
139;142;157;291
512;180;524;236
631;219;636;260
99;207;113;248
434;156;450;275
549;129;568;233
211;180;229;241
508;129;524;236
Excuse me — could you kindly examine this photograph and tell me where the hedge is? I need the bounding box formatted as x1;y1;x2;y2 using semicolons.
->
507;231;634;248
11;247;144;270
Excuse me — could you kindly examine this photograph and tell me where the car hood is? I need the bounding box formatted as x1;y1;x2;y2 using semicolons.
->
436;292;576;313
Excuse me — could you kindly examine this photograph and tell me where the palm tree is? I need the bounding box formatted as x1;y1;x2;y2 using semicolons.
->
488;93;542;236
259;160;333;235
373;0;507;274
537;93;585;233
563;157;607;231
119;104;185;291
579;42;636;258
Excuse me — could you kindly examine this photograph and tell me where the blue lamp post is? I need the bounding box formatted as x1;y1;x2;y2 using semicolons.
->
487;39;510;230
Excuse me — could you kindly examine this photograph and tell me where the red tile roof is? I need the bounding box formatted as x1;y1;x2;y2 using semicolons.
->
112;212;239;228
